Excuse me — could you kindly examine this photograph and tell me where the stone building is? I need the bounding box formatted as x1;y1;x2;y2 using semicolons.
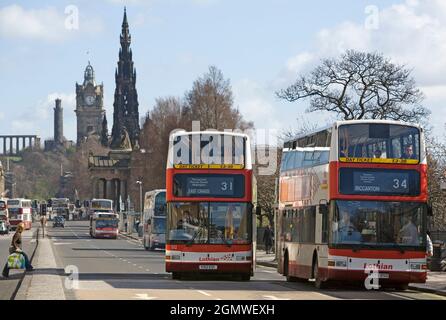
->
75;62;107;146
110;7;140;149
88;8;141;211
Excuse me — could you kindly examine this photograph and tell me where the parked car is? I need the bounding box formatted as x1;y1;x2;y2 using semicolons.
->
53;216;65;228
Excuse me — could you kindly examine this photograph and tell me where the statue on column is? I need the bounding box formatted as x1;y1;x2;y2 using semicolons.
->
119;127;132;151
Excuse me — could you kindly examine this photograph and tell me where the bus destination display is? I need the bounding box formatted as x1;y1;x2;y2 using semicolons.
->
339;168;420;196
173;174;245;198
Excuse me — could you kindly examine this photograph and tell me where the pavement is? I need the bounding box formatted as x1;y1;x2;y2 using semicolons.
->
8;221;446;300
0;224;38;300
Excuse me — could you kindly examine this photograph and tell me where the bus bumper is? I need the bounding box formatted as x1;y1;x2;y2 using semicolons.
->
321;267;427;284
166;261;252;274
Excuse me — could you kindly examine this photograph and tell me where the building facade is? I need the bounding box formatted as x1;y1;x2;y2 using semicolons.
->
110;8;140;149
75;62;106;146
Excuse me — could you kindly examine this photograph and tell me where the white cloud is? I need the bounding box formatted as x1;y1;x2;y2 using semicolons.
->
0;5;104;41
276;0;446;137
11;93;76;141
233;79;283;132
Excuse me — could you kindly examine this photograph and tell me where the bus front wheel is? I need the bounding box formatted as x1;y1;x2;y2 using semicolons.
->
172;272;182;280
394;283;409;291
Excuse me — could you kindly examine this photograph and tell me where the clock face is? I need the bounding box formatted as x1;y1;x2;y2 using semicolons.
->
85;95;95;105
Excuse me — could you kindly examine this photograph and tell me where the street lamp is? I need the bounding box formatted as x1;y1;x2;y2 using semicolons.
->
136;180;143;235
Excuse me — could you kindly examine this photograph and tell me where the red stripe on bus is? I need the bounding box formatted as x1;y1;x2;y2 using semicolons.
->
328;248;426;259
329;162;428;201
166;244;252;252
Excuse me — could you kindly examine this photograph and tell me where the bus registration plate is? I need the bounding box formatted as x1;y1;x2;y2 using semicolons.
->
199;265;217;270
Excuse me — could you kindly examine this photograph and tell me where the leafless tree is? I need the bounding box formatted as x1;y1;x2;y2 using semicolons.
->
277;50;430;123
185;65;253;131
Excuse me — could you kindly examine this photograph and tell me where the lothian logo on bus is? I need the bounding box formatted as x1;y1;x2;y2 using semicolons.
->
363;262;393;270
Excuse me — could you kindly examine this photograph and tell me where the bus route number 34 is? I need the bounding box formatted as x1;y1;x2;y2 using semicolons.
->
393;178;407;190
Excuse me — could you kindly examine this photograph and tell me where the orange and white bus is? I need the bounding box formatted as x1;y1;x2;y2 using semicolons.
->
277;120;429;290
7;198;33;230
90;212;119;239
165;131;257;280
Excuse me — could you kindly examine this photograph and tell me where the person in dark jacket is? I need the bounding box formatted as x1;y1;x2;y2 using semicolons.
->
263;225;274;254
2;223;34;278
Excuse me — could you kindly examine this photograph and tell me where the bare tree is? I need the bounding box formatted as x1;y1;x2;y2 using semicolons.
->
277;50;429;123
426;136;446;231
185;66;253;130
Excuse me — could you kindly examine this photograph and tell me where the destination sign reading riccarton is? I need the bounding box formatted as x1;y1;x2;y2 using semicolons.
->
339;168;420;196
353;171;410;194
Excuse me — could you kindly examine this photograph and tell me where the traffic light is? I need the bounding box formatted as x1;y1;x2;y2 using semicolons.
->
47;199;52;207
75;200;81;208
41;203;47;215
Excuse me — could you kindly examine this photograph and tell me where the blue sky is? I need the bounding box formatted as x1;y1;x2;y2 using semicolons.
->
1;0;445;143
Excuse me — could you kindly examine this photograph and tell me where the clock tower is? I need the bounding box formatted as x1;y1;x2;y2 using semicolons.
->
75;62;106;146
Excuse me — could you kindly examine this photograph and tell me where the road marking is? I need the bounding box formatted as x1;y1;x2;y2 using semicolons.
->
145;269;150;272
30;239;36;243
53;242;73;245
384;292;414;300
134;293;157;300
263;295;290;300
197;290;212;297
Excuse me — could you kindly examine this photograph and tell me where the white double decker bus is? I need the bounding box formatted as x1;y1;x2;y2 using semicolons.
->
277;120;429;290
143;189;166;250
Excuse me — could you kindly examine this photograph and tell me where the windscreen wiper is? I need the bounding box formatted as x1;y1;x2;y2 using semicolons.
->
186;226;204;246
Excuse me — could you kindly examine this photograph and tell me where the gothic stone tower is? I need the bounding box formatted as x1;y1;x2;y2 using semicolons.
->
110;8;140;149
75;62;106;146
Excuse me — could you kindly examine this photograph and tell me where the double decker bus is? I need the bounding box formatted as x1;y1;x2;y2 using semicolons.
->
89;212;119;239
8;198;33;230
143;189;166;251
277;120;429;290
165;131;257;280
51;198;70;219
87;199;114;217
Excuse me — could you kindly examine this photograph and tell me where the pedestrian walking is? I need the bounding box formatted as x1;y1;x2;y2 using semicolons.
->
2;223;34;278
263;224;274;254
40;215;47;238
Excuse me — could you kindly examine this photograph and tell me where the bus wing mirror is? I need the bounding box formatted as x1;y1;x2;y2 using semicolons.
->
319;204;328;215
255;206;262;216
427;205;433;217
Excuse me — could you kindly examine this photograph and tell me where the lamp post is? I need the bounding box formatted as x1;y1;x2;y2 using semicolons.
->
136;180;143;235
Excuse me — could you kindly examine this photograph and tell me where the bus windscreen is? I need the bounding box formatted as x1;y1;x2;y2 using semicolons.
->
339;123;420;164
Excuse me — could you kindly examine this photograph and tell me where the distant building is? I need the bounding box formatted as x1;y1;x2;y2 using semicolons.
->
0;161;4;197
75;62;107;146
44;99;75;151
110;7;140;149
57;171;75;200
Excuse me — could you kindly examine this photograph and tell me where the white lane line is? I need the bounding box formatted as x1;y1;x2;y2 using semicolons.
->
263;295;290;300
384;292;414;300
134;294;157;300
145;269;150;272
197;290;212;297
